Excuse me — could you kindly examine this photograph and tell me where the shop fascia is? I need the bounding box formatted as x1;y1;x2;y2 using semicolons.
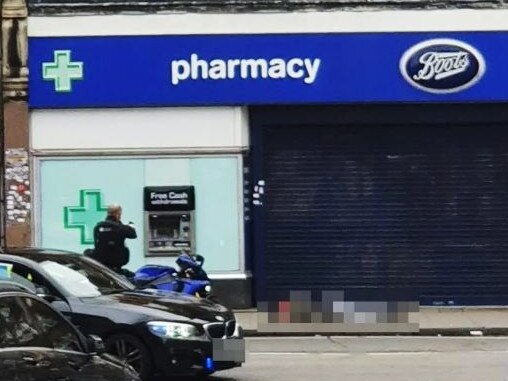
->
171;53;321;85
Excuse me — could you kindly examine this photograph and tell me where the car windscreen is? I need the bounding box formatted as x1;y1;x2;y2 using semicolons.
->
38;256;135;298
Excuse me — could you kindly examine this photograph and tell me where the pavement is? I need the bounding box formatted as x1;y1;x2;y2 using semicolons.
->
234;307;508;335
215;336;508;381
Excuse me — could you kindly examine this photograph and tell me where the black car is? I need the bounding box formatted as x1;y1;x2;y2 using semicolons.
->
0;281;140;381
0;248;245;380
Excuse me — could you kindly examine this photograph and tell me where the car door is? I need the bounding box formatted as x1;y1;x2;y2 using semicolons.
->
0;294;58;381
4;260;105;336
0;349;20;381
0;296;23;381
19;294;134;381
5;261;77;323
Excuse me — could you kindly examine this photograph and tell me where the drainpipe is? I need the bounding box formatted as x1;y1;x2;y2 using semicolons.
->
0;0;5;249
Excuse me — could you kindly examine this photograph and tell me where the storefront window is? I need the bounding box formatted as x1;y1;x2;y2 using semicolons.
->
38;156;242;272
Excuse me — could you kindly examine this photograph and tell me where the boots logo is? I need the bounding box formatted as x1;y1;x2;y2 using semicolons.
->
400;39;486;94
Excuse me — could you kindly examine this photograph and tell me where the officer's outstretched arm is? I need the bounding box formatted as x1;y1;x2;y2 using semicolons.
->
121;224;137;239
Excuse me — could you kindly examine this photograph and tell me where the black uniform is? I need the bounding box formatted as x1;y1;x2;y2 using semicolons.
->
92;216;137;271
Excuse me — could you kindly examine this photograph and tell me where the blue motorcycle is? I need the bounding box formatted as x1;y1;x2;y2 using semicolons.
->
132;253;214;300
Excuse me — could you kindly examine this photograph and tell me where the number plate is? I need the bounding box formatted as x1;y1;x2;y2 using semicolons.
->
212;338;245;362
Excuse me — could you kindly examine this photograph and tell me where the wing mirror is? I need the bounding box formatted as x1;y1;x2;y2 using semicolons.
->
87;334;105;355
35;286;70;312
36;286;53;299
50;300;71;313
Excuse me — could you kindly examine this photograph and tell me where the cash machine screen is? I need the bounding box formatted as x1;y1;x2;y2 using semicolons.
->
144;186;195;256
149;213;189;243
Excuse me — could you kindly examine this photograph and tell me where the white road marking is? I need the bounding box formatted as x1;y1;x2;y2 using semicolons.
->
249;350;508;356
367;350;508;356
250;352;350;356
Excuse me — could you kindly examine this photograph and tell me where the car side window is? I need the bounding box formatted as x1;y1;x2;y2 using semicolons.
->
20;296;83;352
0;296;40;348
0;295;82;352
9;263;61;298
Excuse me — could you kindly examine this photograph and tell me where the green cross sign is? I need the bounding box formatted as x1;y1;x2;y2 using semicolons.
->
64;190;107;245
42;50;84;92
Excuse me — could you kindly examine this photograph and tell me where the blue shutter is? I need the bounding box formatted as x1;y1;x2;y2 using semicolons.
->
260;123;508;305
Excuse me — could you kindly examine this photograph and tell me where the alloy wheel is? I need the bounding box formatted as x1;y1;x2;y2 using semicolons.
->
112;338;143;372
105;333;152;380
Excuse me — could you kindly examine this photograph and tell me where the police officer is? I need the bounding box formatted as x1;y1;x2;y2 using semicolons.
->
92;204;137;274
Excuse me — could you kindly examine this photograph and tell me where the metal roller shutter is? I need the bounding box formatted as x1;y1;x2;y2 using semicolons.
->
261;123;508;305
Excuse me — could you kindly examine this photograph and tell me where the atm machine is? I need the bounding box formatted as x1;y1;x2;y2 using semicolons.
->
144;186;195;256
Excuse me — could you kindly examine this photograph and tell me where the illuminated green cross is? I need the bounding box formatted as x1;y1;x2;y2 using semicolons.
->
64;190;107;245
42;50;84;92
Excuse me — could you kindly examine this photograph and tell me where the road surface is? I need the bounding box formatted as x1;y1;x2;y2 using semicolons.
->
213;336;508;381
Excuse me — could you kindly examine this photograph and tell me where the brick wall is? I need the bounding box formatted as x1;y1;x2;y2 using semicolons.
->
28;0;507;16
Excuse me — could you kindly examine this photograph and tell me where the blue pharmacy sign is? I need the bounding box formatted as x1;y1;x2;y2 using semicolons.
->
28;32;508;108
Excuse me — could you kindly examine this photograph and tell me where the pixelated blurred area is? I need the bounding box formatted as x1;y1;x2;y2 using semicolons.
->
257;290;419;333
212;338;246;362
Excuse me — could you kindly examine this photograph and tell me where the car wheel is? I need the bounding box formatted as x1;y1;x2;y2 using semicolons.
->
105;333;153;381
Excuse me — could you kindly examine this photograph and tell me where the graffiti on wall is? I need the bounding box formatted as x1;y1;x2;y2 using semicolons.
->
5;149;30;224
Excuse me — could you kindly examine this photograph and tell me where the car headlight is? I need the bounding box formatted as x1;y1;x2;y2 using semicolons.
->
204;285;212;293
147;321;200;340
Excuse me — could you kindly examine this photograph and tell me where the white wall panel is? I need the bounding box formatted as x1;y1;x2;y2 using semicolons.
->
30;107;248;151
29;10;508;37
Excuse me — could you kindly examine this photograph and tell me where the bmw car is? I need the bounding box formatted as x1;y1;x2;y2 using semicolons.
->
0;248;245;380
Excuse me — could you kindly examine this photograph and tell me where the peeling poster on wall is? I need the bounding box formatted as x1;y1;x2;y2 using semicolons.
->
6;149;31;225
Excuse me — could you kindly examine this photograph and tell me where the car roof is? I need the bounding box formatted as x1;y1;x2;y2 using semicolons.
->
1;247;82;263
0;248;85;298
